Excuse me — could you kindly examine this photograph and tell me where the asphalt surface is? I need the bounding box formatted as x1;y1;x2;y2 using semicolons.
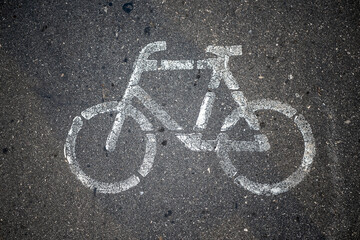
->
1;0;359;239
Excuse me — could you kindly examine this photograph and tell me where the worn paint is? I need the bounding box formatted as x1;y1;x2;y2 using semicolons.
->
64;41;316;195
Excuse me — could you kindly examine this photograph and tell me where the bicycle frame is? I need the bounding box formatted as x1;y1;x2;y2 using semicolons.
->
104;41;270;155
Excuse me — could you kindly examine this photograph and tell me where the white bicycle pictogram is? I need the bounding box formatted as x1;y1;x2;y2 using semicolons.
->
64;42;316;195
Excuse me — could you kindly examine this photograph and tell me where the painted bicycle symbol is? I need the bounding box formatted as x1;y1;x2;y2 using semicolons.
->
64;42;316;195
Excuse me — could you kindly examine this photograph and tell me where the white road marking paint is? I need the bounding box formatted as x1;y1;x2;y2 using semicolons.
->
248;99;297;118
176;133;215;152
64;116;83;166
216;133;238;178
81;101;118;120
222;91;260;131
231;134;270;152
127;85;183;131
65;41;316;196
197;45;242;90
126;105;154;131
105;42;182;152
194;92;216;131
106;103;154;152
160;60;194;70
138;134;156;177
124;41;166;91
219;100;316;195
215;132;270;179
65;101;157;194
176;132;270;153
206;45;243;57
65;116;141;193
295;114;316;168
106;103;126;152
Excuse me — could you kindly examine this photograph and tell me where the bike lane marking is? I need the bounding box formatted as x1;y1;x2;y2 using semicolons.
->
65;41;316;195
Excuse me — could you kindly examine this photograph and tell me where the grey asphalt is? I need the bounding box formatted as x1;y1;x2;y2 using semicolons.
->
1;0;359;239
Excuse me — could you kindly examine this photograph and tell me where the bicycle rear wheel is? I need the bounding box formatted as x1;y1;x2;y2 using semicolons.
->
218;99;316;195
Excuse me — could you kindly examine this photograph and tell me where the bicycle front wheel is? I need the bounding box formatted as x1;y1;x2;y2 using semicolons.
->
64;101;156;194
